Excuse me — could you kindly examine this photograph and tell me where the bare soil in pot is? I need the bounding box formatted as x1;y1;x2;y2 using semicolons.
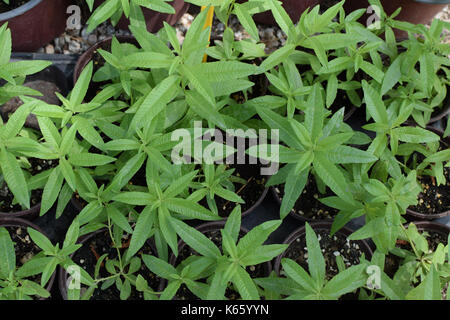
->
0;218;56;299
0;158;57;219
164;222;271;300
273;175;339;222
60;229;160;300
0;0;29;12
405;128;450;220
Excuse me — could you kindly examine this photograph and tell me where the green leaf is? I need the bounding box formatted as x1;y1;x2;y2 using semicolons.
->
0;148;30;209
69;153;116;167
126;206;155;260
381;56;402;95
27;228;54;253
40;167;64;216
313;154;353;203
305;223;326;288
142;254;178;280
107;206;133;234
406;265;442;300
322;264;366;299
170;219;221;259
165;198;219;220
237;220;282;256
70;62;93;106
257;45;295;74
234;3;259;40
0;227;15;277
362;80;388;125
232;266;260;300
132;75;179;130
281;258;316;293
393;127;440;143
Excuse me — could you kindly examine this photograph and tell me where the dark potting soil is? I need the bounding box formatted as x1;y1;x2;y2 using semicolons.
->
173;229;267;300
199;163;267;218
0;158;57;213
0;0;28;12
274;176;339;221
384;229;449;279
5;226;47;299
69;229;160;300
282;230;364;281
408;166;450;216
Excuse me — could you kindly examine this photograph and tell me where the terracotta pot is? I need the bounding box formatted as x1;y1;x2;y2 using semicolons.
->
0;0;72;52
343;0;448;37
244;0;320;25
273;221;374;275
0;217;56;299
91;0;189;33
405;126;450;221
159;221;273;296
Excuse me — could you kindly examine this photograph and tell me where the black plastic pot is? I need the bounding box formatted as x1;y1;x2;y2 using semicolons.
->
406;126;450;221
159;221;273;296
411;220;450;238
0;216;56;299
0;0;72;52
273;221;374;275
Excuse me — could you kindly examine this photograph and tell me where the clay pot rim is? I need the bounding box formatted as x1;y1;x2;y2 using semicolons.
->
0;216;56;299
273;221;374;276
405;220;450;238
406;126;450;220
0;0;42;20
0;202;41;221
159;220;273;294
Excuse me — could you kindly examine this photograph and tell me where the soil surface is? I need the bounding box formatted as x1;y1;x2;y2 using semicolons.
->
0;158;57;213
173;229;267;300
68;229;160;300
5;226;47;299
274;176;339;221
408;167;450;216
0;0;28;12
282;229;365;280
